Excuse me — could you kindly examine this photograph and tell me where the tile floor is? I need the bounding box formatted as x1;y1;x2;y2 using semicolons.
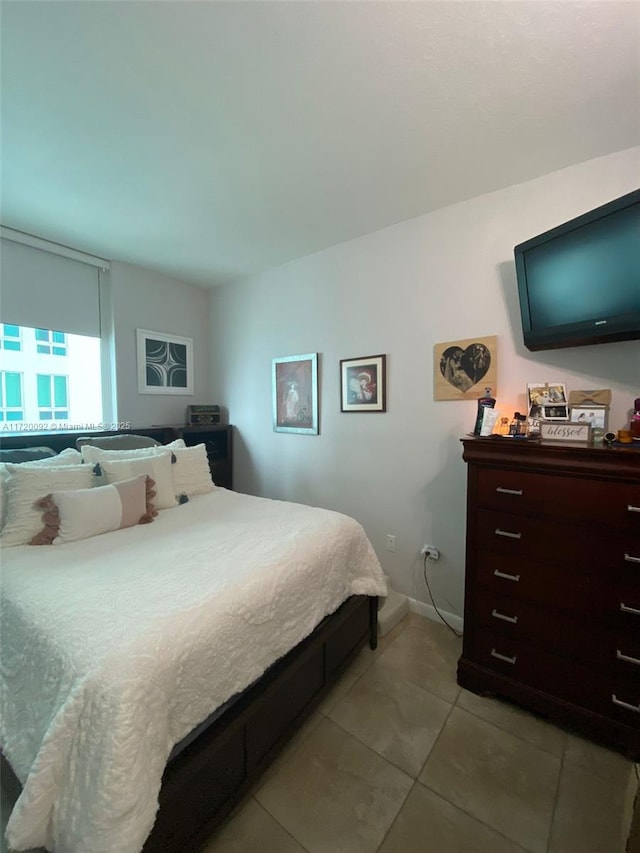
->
1;613;636;853
203;613;635;853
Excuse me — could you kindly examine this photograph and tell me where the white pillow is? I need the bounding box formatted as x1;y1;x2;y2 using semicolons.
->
95;452;177;510
1;464;94;546
32;475;156;545
0;448;84;530
171;444;215;499
81;443;176;465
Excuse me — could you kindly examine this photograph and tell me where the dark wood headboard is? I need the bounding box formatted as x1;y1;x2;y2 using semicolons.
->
0;428;168;455
0;425;233;490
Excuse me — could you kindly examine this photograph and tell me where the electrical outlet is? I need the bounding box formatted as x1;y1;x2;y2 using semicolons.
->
386;534;396;552
421;544;439;560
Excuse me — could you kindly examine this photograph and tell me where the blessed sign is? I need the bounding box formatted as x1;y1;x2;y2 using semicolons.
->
540;422;592;443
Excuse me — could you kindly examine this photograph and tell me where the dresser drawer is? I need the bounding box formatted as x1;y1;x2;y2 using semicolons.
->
470;629;640;726
476;509;607;564
477;467;640;528
476;551;597;612
600;563;640;626
474;588;601;664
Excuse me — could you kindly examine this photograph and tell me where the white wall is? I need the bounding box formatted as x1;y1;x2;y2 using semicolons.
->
209;147;640;617
110;261;210;427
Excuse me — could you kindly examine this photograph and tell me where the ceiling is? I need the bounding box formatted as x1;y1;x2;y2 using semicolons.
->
1;1;639;288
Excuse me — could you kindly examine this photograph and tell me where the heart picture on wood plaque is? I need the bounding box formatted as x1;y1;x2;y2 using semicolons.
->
433;335;497;401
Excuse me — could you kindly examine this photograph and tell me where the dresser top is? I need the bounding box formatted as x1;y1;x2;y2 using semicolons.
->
461;435;640;481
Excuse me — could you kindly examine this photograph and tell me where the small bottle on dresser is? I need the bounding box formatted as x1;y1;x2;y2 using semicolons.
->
631;397;640;441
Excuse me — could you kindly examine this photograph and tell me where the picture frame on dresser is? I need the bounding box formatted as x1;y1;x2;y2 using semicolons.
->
526;382;568;420
569;406;608;431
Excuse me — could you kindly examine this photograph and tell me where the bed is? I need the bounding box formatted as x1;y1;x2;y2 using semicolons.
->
0;432;386;853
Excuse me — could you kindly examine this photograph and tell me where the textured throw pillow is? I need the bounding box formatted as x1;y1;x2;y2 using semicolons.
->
0;448;84;531
94;452;177;510
80;440;185;465
1;464;94;546
171;443;215;498
31;475;156;545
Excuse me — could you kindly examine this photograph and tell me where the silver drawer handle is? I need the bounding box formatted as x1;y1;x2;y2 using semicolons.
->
491;648;517;664
492;608;518;624
496;487;523;496
611;695;640;714
628;505;640;513
495;528;522;540
620;603;640;615
616;649;640;666
494;569;520;582
624;553;640;564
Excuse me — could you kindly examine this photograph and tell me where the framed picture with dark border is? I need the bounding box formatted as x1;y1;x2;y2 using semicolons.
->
137;329;193;395
340;354;386;413
272;353;319;434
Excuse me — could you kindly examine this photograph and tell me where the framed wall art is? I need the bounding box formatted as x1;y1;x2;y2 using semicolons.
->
340;354;386;412
434;336;497;401
272;353;318;434
137;329;193;395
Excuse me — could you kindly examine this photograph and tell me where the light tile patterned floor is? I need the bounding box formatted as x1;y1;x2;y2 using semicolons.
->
1;613;636;853
204;613;636;853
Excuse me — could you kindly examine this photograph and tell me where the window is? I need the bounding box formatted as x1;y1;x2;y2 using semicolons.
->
0;324;22;351
37;374;69;420
1;234;111;430
0;372;24;421
36;328;68;356
0;325;102;428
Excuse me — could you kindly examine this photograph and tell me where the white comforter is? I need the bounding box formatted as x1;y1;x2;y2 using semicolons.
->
1;489;386;853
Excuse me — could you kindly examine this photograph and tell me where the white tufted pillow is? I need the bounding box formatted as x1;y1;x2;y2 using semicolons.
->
94;451;177;510
1;464;94;546
80;440;184;465
171;444;215;499
0;448;85;532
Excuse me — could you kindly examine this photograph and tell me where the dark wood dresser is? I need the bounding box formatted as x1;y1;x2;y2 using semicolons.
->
459;437;640;759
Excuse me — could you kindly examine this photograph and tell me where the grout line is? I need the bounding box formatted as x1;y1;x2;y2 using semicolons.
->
413;783;533;853
452;697;566;761
544;749;565;853
375;779;417;852
250;796;312;853
323;714;415;784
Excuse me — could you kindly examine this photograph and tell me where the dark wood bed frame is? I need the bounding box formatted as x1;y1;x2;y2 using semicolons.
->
0;429;379;852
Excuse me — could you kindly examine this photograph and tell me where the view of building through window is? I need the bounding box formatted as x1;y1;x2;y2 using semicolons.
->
0;324;102;430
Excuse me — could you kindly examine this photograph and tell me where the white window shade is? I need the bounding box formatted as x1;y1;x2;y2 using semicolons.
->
1;237;102;337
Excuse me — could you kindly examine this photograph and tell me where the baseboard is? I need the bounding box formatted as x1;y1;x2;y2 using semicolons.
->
408;597;464;634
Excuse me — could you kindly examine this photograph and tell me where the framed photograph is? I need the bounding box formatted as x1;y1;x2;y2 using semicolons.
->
272;353;318;434
540;421;592;443
526;382;568;421
137;329;193;395
340;354;386;412
570;407;608;431
434;335;497;401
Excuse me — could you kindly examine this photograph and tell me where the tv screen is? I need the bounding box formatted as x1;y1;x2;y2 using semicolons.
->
514;189;640;351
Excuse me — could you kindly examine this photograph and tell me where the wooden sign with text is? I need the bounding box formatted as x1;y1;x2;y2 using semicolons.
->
540;422;592;443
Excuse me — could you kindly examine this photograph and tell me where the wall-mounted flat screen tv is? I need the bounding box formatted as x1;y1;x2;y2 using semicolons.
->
514;189;640;351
